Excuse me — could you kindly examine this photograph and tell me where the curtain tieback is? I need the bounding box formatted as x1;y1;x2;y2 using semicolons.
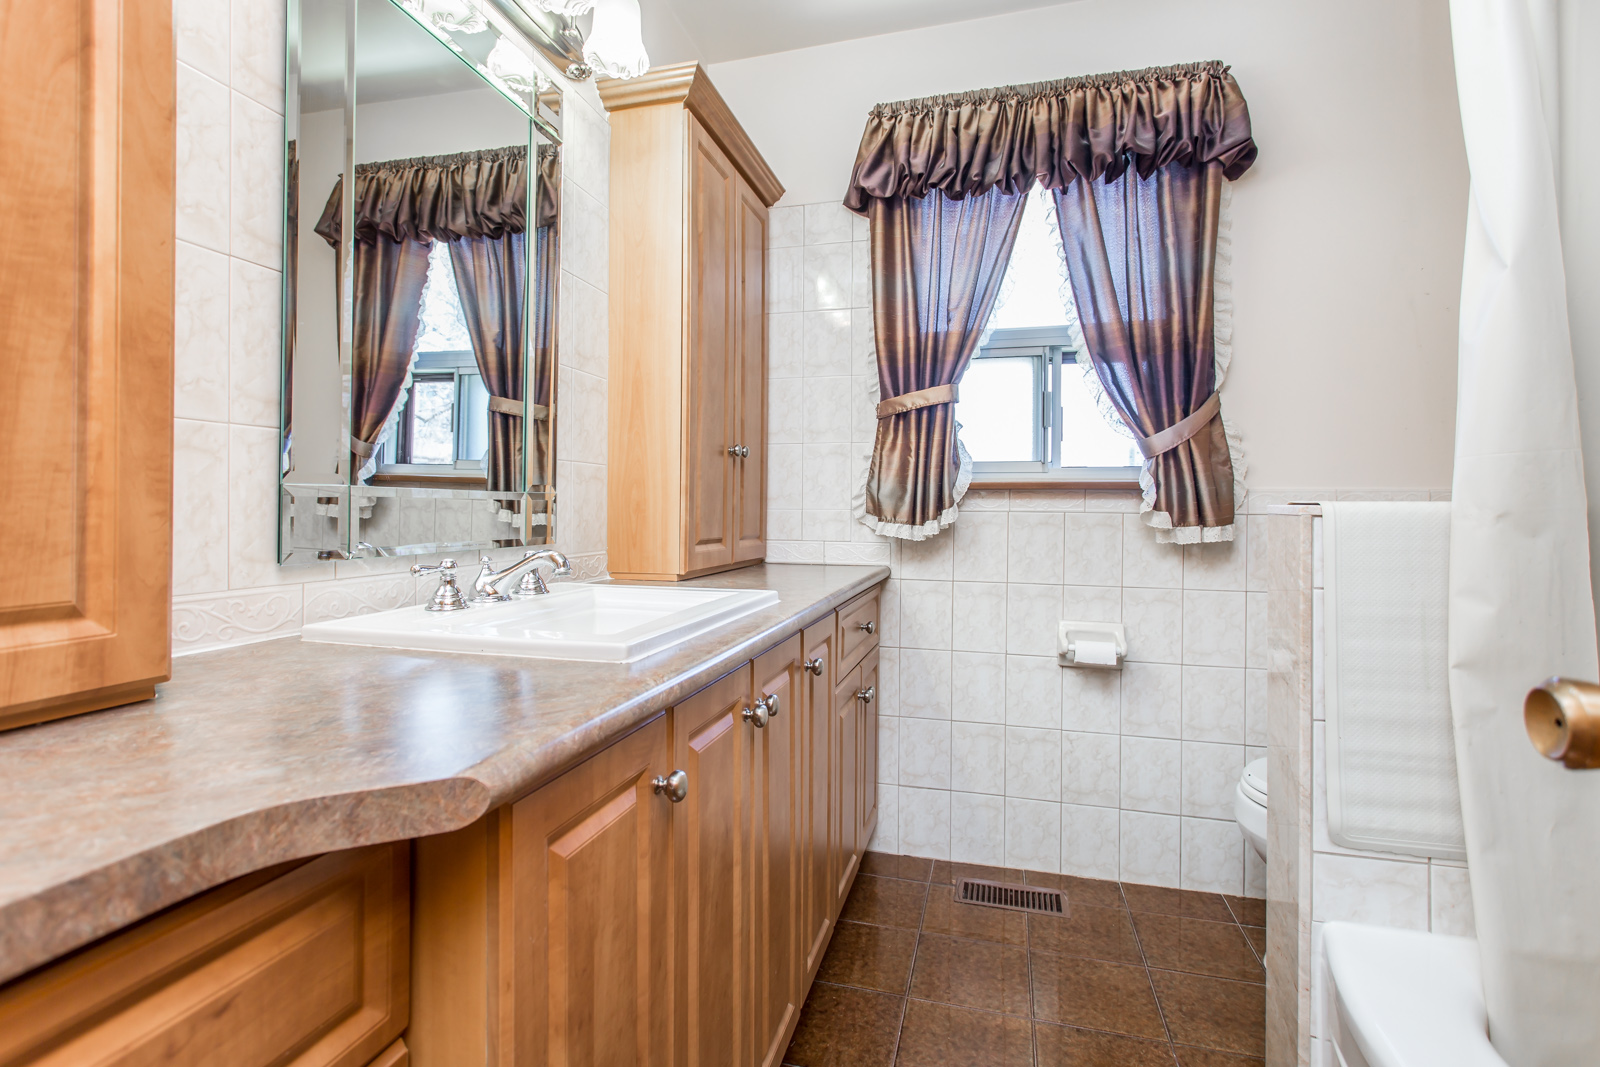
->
488;396;525;417
350;436;376;458
1136;392;1221;459
875;383;958;419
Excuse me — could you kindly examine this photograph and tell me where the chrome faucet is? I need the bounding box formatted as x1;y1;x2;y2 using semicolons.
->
472;549;572;601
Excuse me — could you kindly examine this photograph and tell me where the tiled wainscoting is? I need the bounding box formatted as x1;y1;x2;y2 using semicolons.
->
167;0;611;656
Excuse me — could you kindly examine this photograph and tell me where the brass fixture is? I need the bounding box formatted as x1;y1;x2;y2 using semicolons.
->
1525;678;1600;769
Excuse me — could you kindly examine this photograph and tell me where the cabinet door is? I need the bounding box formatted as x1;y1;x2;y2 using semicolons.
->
750;636;801;1067
683;116;738;575
831;666;861;912
674;665;754;1067
798;617;836;979
510;715;674;1067
857;647;880;855
730;178;767;564
0;0;174;729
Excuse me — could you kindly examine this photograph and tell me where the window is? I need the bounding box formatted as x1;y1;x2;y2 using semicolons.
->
374;242;491;478
955;185;1141;481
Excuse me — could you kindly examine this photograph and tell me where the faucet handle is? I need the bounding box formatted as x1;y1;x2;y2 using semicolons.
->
410;559;469;612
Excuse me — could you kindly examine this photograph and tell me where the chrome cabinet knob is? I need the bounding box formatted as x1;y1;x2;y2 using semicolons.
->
727;445;740;457
758;693;780;719
652;769;689;802
804;657;824;676
726;444;750;458
858;620;876;635
857;685;875;704
742;703;770;728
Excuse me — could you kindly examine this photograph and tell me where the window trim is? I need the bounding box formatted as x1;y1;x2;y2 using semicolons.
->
962;326;1142;487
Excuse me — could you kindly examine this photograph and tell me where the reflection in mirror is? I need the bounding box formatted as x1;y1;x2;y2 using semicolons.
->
280;0;561;562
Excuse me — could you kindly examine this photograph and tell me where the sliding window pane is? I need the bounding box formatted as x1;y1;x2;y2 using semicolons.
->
956;356;1038;462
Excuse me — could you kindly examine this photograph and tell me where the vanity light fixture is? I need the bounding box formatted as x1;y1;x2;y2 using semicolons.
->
516;0;650;80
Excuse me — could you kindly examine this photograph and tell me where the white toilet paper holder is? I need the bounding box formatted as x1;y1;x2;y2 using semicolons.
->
1058;621;1127;670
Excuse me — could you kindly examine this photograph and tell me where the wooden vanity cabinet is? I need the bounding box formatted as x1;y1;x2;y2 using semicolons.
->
599;63;783;582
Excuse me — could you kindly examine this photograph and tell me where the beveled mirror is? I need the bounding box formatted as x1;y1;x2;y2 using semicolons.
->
280;0;564;562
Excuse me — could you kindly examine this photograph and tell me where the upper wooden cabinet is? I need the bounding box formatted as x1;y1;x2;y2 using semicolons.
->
0;0;175;729
600;63;782;582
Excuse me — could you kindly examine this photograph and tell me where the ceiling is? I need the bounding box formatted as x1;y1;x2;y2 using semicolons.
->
651;0;1076;64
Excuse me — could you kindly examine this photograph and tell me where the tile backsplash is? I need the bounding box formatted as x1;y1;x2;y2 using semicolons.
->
168;0;609;656
772;202;1452;898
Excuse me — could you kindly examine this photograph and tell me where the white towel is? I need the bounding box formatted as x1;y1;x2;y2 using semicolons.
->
1323;501;1466;860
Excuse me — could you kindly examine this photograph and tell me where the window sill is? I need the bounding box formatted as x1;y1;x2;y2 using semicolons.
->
970;472;1140;491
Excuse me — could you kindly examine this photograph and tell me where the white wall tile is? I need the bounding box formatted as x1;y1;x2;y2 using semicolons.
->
229;92;283;269
1246;514;1271;592
1244;667;1270;747
1006;727;1061;802
174;241;231;420
1184;533;1247;591
1009;512;1066;584
1061;669;1120;734
878;715;900;784
558;367;608;466
851;241;871;307
227;257;281;427
899;648;952;719
1181;741;1244;819
1061;730;1120;807
175;0;230;81
559;272;607;378
950;792;1007;865
900;579;953;650
1086;489;1142;513
952;511;1008;582
898;531;953;580
851;308;877;373
803;243;852;309
1180;817;1245;894
950;651;1006;723
803;310;852;376
1062;803;1121;880
1006;583;1063;656
231;0;284;112
1182;666;1246;743
1004;655;1062;729
870;786;900;854
1011;490;1084;512
804;201;855;245
951;582;1007;654
1182;590;1247;667
768;246;803;313
1121;662;1182;739
1062;513;1122;586
302;571;416;623
769;205;804;248
900;718;952;789
1312;853;1430;929
769;312;803;378
1123;587;1182;664
1005;798;1061;872
952;723;1006;794
1062;584;1121;624
172;585;302;655
172;419;231;596
176;65;231;253
1120;810;1181;887
1429;863;1475;937
1246;591;1271;669
1123;514;1183;588
802;376;852;442
1120;736;1182;814
802;443;851;510
900;786;951;859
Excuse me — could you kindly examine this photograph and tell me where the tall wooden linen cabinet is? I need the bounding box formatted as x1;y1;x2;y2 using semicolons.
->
599;64;783;581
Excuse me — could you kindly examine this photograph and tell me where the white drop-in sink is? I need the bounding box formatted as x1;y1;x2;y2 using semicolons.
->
301;583;780;663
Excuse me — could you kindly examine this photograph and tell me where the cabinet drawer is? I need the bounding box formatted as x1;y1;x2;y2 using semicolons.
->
837;587;882;673
0;844;410;1067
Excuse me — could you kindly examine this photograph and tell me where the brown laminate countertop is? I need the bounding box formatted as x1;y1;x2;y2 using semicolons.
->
0;563;887;984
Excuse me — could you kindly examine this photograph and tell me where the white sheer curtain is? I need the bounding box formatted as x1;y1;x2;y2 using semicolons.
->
1448;1;1600;1063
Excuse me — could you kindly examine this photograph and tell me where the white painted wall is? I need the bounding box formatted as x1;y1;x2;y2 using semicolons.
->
707;0;1468;492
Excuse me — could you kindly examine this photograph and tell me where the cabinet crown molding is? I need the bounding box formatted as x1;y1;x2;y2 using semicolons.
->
598;61;785;207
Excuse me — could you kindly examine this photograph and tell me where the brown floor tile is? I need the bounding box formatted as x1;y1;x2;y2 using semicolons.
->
920;884;1029;945
929;860;1025;886
1132;914;1265;983
908;932;1033;1016
1174;1046;1265;1067
1223;895;1266;927
1025;871;1130;910
1035;1023;1175;1066
1120;883;1233;922
817;921;919;994
1030;952;1167;1040
893;1000;1034;1066
862;852;935;882
1028;904;1144;965
842;874;930;929
784;982;905;1067
1241;926;1265;958
1150;969;1266;1057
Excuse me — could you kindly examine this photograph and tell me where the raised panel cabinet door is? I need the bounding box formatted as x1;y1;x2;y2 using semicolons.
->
682;115;738;575
856;647;880;854
0;845;410;1067
831;666;861;912
673;665;754;1067
731;177;767;563
798;617;836;980
0;0;174;729
510;714;674;1067
750;636;801;1067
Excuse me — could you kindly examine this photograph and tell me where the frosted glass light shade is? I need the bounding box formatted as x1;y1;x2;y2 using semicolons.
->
584;0;649;79
527;0;593;14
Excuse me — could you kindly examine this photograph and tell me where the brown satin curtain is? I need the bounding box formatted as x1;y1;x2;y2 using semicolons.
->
1054;163;1233;535
864;189;1025;534
316;145;533;477
845;61;1257;539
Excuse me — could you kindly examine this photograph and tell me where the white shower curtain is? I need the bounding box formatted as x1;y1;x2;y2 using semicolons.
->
1448;2;1600;1064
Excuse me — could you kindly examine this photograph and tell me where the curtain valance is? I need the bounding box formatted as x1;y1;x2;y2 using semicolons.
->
315;144;558;246
843;61;1257;213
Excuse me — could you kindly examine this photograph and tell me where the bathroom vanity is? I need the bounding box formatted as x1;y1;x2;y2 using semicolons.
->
0;564;884;1067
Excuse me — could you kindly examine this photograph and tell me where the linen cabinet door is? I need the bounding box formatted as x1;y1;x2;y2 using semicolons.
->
509;715;675;1067
674;666;755;1067
798;617;836;979
831;665;861;912
856;648;880;853
731;178;767;564
750;637;802;1067
683;116;738;576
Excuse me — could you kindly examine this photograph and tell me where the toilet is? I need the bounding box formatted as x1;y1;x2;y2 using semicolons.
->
1235;757;1268;861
